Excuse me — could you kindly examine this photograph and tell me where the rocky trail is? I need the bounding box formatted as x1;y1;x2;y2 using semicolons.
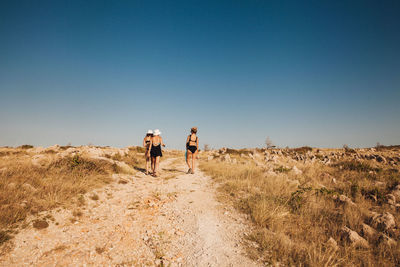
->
0;157;260;266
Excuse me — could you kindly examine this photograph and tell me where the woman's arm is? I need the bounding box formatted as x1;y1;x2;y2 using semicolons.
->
161;137;165;147
196;137;199;149
143;138;146;147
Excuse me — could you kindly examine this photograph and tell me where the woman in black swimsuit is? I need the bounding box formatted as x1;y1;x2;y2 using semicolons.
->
142;130;153;175
186;127;199;174
149;129;165;177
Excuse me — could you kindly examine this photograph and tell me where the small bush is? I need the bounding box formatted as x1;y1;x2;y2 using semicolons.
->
334;160;380;173
72;210;83;217
59;146;73;150
90;193;99;201
32;220;49;229
292;146;313;154
95;246;106;254
0;230;11;244
274;166;292;173
18;145;33;149
128;146;146;153
361;187;387;204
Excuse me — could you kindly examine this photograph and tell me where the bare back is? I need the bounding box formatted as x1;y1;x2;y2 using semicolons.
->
187;134;197;146
152;136;162;146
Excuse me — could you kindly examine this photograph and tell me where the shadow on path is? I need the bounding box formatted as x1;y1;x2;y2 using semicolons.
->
162;168;186;174
133;166;147;173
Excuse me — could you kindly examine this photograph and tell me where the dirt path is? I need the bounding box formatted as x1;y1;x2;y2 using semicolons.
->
0;158;260;266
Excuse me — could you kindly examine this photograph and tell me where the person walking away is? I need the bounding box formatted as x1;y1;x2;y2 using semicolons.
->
149;129;165;177
143;130;153;175
186;127;199;174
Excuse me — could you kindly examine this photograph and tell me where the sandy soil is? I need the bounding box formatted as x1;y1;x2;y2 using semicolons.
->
0;157;260;266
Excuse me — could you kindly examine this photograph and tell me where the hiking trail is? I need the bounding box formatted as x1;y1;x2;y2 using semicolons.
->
0;157;260;266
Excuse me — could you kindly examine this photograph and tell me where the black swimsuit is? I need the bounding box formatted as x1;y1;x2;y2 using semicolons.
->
187;135;197;153
151;143;163;157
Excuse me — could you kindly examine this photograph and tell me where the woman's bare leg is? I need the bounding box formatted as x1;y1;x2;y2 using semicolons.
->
154;156;160;176
145;157;150;174
191;152;196;173
151;157;155;174
187;152;193;172
186;151;190;169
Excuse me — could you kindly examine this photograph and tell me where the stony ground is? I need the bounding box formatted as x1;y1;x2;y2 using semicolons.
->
0;157;260;267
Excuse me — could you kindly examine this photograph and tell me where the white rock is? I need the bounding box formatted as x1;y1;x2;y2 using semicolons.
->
361;223;377;240
386;194;396;205
221;154;231;163
22;183;37;193
288;179;300;188
292;166;302;175
371;212;396;231
391;189;400;200
265;170;277;177
338;195;356;206
7;182;16;190
326;237;338;250
378;233;397;247
31;155;49;167
341;226;369;248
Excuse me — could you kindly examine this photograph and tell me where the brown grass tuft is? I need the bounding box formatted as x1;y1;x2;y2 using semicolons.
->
95;246;106;254
32;220;49;229
0;231;11;245
90;193;99;201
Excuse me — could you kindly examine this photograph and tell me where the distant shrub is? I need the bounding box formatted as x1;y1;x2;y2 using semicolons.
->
343;144;356;153
18;145;33;149
225;148;242;155
292;146;313;154
334;160;380;173
59;145;73;150
128;146;146;153
375;144;400;151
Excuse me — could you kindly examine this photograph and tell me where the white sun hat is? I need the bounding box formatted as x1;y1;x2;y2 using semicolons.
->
153;129;161;136
147;129;153;134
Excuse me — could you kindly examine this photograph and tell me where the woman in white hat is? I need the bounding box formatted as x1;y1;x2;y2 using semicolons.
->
143;130;153;175
149;129;165;177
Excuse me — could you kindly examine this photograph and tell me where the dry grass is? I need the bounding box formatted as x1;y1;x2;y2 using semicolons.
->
0;231;11;245
90;193;99;201
95;246;106;254
0;150;117;231
200;151;400;266
114;147;146;172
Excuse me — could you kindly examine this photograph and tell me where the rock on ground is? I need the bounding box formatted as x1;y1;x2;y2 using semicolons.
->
341;226;369;248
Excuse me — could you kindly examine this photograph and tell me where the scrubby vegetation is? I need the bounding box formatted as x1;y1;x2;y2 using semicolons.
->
0;155;115;230
0;146;146;237
200;147;400;266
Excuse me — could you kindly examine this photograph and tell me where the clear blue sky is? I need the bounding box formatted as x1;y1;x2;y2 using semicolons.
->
1;0;399;149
